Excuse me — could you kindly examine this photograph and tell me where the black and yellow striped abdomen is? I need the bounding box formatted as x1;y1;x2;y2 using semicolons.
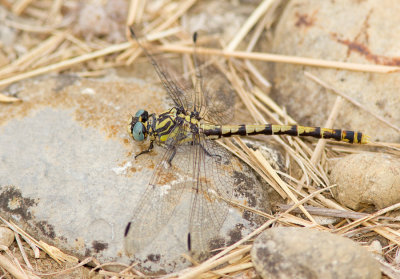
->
202;124;369;144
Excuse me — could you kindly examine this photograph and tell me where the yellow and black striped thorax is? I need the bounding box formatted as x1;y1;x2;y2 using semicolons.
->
130;107;200;144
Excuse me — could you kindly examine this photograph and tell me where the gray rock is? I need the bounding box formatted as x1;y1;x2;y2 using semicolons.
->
0;75;270;273
271;0;400;142
185;1;255;43
251;227;381;279
329;153;400;210
0;226;14;247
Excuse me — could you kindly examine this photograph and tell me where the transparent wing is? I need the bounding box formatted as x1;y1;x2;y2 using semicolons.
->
187;135;235;258
131;28;235;124
198;61;235;125
124;132;236;257
124;124;192;255
175;51;236;125
130;27;194;113
142;51;193;112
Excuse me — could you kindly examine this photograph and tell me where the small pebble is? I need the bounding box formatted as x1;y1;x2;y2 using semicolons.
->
0;227;14;248
329;153;400;210
369;240;384;261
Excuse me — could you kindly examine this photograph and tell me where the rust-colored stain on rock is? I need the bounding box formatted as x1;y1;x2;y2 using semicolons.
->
294;11;317;28
332;33;400;66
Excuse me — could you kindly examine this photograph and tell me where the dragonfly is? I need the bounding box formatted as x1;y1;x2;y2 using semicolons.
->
124;27;369;259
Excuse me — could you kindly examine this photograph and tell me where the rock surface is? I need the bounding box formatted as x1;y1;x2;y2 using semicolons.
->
271;0;400;143
0;74;270;273
329;153;400;210
251;227;381;279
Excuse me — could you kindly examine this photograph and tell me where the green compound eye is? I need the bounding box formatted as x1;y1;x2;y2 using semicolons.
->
132;122;145;141
135;109;145;118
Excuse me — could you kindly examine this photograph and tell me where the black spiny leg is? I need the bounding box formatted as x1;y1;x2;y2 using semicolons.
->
191;128;221;161
166;146;177;167
135;141;154;159
200;143;221;161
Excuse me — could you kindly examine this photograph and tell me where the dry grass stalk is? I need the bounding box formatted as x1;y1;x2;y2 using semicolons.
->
0;216;78;266
0;93;21;103
243;12;273;91
0;32;66;77
253;149;316;223
158;44;400;73
0;42;131;87
225;0;276;51
47;0;63;21
177;246;252;279
0;252;37;279
151;0;197;34
309;96;344;164
201;262;254;278
12;0;33;15
278;204;398;221
14;233;33;270
3;18;54;33
34;257;94;277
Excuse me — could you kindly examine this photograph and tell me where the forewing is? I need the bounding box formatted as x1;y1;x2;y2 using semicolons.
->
131;30;193;112
124;125;192;255
144;51;194;112
132;28;235;125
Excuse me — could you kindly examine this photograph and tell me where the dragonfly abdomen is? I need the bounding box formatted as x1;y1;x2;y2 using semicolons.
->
202;124;368;144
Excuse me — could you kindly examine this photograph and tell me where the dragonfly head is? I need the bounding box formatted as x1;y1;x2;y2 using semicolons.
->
130;109;149;141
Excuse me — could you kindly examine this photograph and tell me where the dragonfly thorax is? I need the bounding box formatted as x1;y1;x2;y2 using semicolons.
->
130;107;202;146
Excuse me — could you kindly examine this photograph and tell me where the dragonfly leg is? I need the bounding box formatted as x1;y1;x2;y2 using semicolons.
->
166;146;177;167
135;141;154;159
200;143;222;161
